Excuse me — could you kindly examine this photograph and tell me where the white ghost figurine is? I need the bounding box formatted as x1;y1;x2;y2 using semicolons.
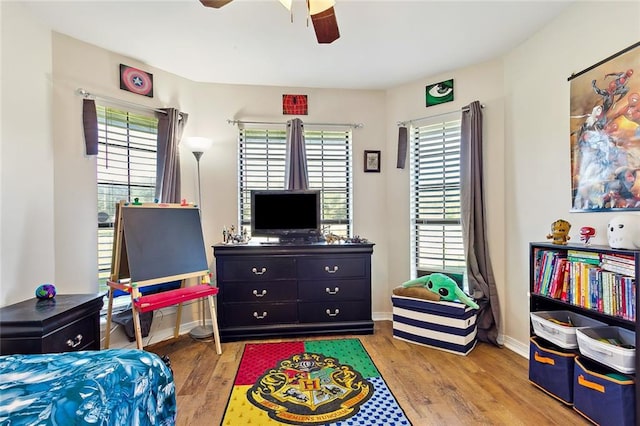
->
607;214;640;249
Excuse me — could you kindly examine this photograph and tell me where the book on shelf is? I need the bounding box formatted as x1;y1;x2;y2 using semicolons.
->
601;252;635;266
600;259;635;277
567;250;601;264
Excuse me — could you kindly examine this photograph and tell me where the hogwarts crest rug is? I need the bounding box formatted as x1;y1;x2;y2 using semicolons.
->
220;338;412;425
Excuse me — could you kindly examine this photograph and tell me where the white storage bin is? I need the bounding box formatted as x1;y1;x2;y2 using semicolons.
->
530;311;607;349
576;326;636;374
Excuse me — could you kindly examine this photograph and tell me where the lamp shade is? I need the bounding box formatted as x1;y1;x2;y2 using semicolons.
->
183;136;213;153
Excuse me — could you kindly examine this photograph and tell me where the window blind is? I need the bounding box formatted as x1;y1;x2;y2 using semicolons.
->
96;106;158;290
409;116;465;276
238;127;353;237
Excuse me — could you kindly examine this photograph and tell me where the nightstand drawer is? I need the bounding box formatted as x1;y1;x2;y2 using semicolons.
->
223;302;298;326
219;257;296;281
222;280;297;303
0;294;103;355
298;279;368;301
298;256;367;280
298;301;370;323
42;315;98;353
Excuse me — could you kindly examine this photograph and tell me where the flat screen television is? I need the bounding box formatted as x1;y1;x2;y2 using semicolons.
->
251;189;321;242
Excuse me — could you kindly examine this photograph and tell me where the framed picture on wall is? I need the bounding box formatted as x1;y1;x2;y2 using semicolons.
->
425;79;454;107
569;41;640;211
364;150;381;173
282;94;308;115
119;64;153;98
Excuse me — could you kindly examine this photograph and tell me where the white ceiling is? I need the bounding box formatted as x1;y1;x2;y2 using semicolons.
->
22;0;574;90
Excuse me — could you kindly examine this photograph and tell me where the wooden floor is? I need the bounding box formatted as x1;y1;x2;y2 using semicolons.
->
146;321;589;425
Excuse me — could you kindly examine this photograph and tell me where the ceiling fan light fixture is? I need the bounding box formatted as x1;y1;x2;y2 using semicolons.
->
279;0;293;11
308;0;334;15
199;0;234;8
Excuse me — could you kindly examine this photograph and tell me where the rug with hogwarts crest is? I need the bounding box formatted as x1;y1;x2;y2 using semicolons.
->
221;339;412;426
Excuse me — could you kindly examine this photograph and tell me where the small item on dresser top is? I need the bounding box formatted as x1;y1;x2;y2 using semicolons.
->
579;226;596;245
546;219;571;245
35;283;56;300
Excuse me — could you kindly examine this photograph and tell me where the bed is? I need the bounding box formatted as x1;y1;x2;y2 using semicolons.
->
0;349;176;425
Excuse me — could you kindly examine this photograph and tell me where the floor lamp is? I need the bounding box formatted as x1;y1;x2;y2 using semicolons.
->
184;136;214;340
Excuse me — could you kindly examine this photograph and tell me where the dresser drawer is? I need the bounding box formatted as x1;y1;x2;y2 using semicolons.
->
219;257;296;281
298;256;367;280
223;302;298;326
41;315;99;353
222;280;297;303
298;301;371;323
298;279;368;301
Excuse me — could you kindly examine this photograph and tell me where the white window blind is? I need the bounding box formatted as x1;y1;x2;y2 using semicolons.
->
96;106;158;291
238;127;353;237
409;116;465;276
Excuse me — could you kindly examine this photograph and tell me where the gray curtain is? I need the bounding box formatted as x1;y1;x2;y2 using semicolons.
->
460;101;501;346
156;109;188;203
82;99;98;156
396;126;408;169
284;118;309;190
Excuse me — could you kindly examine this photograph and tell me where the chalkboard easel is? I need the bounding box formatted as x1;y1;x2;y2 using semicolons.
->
104;200;221;353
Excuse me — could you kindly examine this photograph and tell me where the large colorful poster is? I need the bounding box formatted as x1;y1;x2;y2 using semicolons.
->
570;42;640;211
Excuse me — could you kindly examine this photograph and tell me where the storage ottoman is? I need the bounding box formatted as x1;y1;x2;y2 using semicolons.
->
391;295;477;355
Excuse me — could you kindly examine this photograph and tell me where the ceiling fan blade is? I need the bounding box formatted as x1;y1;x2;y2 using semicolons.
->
200;0;234;8
310;6;340;44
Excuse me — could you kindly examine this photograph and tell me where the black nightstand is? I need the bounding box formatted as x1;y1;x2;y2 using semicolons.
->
0;293;104;355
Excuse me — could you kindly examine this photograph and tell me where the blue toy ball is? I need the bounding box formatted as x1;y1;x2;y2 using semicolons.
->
35;284;56;300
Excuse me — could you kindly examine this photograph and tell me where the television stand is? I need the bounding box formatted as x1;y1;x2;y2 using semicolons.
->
212;242;374;341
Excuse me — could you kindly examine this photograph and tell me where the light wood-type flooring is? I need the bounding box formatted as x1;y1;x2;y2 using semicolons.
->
146;321;589;425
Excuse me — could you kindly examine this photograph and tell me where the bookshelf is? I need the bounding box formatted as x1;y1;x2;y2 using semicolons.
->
529;242;639;420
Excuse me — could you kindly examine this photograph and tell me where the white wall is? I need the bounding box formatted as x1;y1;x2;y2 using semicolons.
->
0;2;55;305
504;1;640;351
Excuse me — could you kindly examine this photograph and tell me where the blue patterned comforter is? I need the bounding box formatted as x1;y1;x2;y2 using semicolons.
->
0;349;176;425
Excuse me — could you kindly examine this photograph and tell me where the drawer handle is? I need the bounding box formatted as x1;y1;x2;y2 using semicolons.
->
324;266;339;274
253;311;268;319
66;334;83;348
252;267;267;275
252;289;267;297
325;309;340;317
325;287;340;295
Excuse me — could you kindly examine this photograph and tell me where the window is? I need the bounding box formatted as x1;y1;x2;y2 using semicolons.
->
409;115;465;278
97;106;158;292
238;126;353;237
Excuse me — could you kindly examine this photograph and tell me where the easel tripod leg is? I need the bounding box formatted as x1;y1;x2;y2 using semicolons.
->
208;295;222;355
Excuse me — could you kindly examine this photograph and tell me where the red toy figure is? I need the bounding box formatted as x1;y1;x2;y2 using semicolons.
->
580;226;596;245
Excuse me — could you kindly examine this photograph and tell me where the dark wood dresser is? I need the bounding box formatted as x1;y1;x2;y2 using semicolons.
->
213;242;374;341
0;293;104;355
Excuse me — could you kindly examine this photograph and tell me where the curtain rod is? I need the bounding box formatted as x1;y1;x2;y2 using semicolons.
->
227;119;363;129
76;88;169;115
397;104;485;127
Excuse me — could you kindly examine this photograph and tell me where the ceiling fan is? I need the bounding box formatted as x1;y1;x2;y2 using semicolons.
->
200;0;340;44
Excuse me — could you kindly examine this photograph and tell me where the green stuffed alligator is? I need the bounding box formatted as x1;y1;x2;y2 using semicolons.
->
402;273;479;309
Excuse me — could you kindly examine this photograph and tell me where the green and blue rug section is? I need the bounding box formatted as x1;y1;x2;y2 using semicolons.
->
221;338;412;425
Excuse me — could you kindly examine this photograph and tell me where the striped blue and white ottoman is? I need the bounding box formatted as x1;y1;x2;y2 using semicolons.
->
391;295;478;355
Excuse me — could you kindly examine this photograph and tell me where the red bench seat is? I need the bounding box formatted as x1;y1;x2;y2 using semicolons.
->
133;284;219;313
